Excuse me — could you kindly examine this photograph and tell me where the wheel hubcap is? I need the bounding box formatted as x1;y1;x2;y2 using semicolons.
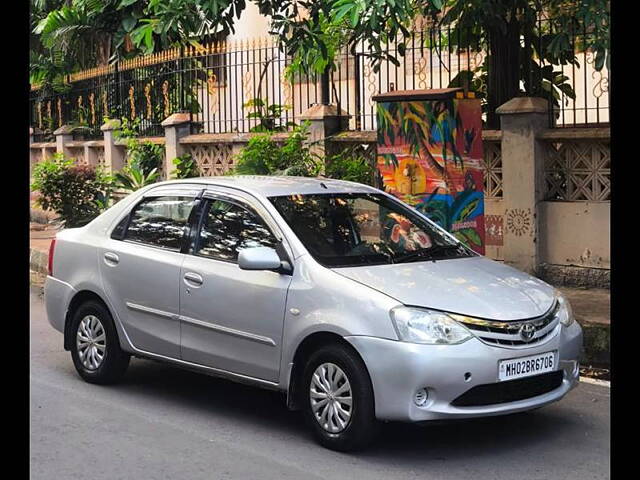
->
310;363;353;433
76;315;106;371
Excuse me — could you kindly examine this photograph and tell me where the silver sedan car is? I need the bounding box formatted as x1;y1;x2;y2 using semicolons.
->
45;176;583;451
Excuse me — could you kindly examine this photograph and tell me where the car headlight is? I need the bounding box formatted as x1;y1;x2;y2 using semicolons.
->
390;306;473;345
556;293;575;327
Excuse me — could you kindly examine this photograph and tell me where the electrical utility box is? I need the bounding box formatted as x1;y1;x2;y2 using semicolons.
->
372;88;485;254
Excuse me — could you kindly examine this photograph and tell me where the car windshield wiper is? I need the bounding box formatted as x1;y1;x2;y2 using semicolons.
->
393;244;467;264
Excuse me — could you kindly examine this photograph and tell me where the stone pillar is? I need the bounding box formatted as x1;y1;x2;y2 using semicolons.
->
161;113;192;179
496;97;549;274
84;143;100;167
101;119;126;173
54;125;74;158
299;104;350;170
29;127;38;173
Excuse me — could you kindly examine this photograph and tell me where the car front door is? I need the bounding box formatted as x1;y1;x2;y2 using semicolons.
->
179;191;293;382
99;188;201;359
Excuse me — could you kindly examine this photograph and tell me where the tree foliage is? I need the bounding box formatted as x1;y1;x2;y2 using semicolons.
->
32;1;609;126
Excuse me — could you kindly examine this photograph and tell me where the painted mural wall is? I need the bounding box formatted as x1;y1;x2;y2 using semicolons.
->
375;93;485;254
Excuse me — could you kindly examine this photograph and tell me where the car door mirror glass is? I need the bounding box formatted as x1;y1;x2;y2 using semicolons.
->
238;247;282;271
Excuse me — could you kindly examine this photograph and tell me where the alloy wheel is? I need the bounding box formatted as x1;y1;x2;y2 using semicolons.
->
309;362;353;433
76;315;106;371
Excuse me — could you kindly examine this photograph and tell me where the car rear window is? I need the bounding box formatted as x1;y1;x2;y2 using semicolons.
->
124;196;196;251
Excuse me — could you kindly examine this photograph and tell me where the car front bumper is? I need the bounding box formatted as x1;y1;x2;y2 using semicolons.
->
345;321;582;422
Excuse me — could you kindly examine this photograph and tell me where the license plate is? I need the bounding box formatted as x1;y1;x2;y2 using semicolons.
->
498;351;557;382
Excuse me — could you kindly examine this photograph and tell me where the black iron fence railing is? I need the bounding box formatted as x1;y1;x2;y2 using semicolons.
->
30;20;609;140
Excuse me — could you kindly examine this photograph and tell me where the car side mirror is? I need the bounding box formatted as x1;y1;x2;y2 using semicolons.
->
238;247;286;272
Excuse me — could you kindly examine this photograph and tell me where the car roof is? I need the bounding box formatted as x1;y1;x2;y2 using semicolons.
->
151;175;380;197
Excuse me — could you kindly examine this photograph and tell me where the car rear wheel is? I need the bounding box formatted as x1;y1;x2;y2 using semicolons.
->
70;300;130;384
302;343;378;451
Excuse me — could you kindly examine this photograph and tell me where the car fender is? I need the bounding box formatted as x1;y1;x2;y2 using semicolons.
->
278;255;400;389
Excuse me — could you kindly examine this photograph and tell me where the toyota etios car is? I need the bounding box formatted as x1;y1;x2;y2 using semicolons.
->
45;176;582;451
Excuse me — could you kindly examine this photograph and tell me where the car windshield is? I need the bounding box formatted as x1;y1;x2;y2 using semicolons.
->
269;192;474;267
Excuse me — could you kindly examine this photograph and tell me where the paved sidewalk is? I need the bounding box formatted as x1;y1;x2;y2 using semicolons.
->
557;287;610;326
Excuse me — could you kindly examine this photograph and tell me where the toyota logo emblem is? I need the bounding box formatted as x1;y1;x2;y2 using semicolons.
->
519;324;536;342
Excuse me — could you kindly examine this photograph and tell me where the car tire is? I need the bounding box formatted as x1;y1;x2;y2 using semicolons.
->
70;300;130;385
302;343;379;452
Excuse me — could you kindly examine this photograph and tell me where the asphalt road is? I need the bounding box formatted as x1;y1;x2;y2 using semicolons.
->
30;288;610;480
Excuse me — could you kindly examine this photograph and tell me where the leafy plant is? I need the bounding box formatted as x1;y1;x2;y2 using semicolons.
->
171;153;201;179
115;117;164;175
244;98;294;133
325;146;375;185
114;161;160;192
231;122;322;177
30;153;114;228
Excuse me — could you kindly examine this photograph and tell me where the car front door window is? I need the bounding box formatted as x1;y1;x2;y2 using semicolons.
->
195;199;279;261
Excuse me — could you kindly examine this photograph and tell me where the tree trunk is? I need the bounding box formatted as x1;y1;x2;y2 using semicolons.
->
486;18;521;128
96;35;112;67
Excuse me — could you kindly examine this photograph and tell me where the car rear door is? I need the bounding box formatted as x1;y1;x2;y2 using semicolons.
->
99;187;202;359
179;189;293;383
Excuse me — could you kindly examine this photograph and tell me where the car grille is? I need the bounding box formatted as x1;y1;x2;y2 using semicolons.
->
453;302;560;348
451;371;565;407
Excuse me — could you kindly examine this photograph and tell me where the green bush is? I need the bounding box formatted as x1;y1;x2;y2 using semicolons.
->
231;122;322;177
230;121;375;185
171;153;201;179
325;146;375;185
31;154;113;228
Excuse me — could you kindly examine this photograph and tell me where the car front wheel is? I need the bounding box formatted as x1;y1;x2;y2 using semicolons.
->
302;343;378;451
70;300;130;384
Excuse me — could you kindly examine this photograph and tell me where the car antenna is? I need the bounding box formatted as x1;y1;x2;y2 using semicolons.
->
320;182;328;189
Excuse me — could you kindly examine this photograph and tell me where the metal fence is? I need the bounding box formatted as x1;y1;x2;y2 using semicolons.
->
30;19;609;139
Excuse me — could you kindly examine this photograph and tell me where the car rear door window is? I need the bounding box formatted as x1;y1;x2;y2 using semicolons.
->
124;196;196;251
195;198;278;262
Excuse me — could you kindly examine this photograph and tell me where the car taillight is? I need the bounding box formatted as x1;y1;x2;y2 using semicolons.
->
48;238;56;276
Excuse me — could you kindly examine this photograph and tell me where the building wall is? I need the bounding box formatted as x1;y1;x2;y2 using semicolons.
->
539;201;610;269
227;3;271;41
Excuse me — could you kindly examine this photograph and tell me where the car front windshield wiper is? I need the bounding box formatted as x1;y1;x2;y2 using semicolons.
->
392;244;469;264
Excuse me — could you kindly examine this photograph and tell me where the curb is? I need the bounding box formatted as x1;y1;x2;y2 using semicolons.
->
580;377;610;388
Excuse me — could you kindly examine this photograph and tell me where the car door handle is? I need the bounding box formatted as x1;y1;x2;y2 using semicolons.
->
183;272;204;287
104;252;119;265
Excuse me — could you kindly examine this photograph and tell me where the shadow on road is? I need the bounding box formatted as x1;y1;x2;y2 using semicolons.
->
111;356;581;462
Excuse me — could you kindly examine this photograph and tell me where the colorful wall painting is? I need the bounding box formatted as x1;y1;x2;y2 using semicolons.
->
374;90;485;254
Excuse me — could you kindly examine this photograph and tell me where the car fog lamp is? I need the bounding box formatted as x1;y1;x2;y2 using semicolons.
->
414;388;429;406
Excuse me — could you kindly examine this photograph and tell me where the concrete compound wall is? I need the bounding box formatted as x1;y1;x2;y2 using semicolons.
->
539;201;610;269
30;104;610;288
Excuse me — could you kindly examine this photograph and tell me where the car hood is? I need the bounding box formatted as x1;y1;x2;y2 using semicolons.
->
332;256;556;321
